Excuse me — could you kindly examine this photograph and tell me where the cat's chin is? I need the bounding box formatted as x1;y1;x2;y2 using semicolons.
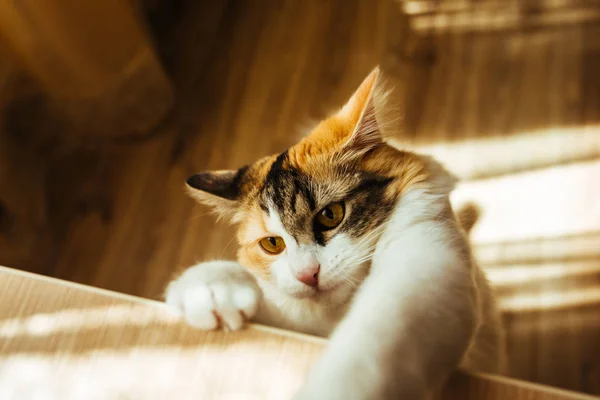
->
283;282;353;306
285;287;317;300
284;283;339;299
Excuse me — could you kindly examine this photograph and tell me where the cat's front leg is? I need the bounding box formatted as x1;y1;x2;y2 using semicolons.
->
165;260;261;331
295;223;479;400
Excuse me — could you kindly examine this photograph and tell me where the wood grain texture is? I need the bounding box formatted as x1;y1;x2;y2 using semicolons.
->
0;0;599;396
1;266;596;400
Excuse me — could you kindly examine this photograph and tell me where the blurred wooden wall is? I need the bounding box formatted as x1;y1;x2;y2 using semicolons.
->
0;0;174;271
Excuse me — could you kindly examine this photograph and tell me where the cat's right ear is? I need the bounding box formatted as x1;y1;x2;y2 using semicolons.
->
186;167;247;218
335;67;395;160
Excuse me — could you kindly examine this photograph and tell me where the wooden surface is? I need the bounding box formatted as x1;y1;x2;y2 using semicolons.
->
1;265;597;400
0;0;599;396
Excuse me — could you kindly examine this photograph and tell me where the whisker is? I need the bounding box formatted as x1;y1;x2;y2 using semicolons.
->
220;235;238;258
187;210;218;222
340;276;358;289
353;224;387;248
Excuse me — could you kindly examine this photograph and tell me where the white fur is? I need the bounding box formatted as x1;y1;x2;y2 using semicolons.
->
296;189;483;399
165;261;261;331
165;162;503;399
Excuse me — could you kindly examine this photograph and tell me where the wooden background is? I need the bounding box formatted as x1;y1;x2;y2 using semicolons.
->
1;0;599;396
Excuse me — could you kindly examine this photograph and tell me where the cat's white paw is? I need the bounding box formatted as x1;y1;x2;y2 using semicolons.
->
165;261;261;331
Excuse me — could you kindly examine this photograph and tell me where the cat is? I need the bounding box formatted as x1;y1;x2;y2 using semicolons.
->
165;67;505;399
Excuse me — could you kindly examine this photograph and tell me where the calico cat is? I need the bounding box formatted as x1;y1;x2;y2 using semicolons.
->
165;67;505;399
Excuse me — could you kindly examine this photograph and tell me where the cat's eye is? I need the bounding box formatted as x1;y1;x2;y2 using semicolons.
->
315;202;345;231
259;236;286;255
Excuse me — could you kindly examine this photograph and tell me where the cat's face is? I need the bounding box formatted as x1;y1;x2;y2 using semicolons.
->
187;68;429;305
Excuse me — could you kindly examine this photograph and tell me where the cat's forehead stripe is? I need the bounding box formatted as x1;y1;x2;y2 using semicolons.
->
256;150;319;243
262;150;316;214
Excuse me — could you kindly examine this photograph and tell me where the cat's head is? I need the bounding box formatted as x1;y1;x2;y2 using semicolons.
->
186;67;454;305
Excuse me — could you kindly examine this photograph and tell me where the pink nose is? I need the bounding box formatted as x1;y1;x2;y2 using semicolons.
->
296;264;320;287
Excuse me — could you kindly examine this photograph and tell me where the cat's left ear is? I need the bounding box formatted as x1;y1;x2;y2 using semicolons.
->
186;167;247;218
337;67;388;158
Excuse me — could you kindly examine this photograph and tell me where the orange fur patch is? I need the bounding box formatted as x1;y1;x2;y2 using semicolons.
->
360;147;429;198
287;68;380;170
287;117;347;167
237;205;272;278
